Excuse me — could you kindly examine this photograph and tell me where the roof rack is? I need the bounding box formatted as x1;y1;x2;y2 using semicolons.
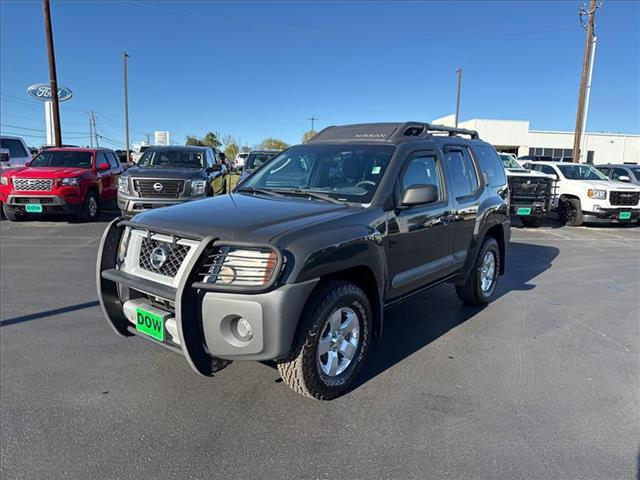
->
393;122;479;140
308;122;479;143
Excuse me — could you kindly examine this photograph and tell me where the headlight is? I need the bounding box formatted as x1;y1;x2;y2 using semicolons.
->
117;227;131;265
202;247;279;287
587;189;606;199
118;176;129;194
59;177;79;186
0;176;8;186
191;180;206;196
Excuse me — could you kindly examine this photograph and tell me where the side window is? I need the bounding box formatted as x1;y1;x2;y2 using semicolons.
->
0;139;28;158
611;168;628;180
595;167;610;178
401;154;443;201
107;152;119;169
206;150;214;168
474;144;507;187
540;165;557;176
97;152;109;168
444;147;478;198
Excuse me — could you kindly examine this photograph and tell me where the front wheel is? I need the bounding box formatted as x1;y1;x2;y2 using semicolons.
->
559;198;583;226
277;280;372;400
77;191;99;222
455;237;501;305
2;203;24;222
521;215;544;228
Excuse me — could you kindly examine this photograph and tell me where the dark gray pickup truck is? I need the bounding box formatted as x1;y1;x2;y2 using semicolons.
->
97;122;510;400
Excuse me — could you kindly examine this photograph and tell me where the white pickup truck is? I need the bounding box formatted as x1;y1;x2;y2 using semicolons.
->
527;161;640;226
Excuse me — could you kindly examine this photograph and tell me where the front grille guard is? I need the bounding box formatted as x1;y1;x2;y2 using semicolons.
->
96;218;284;377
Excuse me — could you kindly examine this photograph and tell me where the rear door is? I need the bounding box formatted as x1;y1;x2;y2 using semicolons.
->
387;150;455;299
105;151;123;200
442;145;482;257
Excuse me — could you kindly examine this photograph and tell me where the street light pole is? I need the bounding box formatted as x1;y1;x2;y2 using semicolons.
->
41;0;62;147
454;67;462;128
123;52;130;161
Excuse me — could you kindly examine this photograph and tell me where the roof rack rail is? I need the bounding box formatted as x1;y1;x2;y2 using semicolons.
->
394;122;479;140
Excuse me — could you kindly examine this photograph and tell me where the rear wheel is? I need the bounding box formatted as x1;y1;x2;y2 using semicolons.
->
521;215;544;228
559;198;583;226
277;280;372;400
77;191;99;222
2;203;24;222
455;237;501;305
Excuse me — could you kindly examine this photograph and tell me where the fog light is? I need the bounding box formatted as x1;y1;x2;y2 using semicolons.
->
235;317;253;341
593;205;600;211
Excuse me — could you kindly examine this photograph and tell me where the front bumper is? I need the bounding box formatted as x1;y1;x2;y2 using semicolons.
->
118;194;205;215
97;219;318;376
5;194;83;214
583;207;640;223
509;203;548;217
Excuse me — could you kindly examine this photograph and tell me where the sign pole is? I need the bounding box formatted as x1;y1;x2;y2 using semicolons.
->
41;0;62;147
123;52;130;162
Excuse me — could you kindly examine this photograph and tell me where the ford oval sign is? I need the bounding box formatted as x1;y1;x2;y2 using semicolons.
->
26;83;73;102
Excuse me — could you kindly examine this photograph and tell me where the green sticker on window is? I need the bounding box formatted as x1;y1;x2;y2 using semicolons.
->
371;166;381;174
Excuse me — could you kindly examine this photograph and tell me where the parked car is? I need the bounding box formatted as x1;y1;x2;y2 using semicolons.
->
238;149;282;181
235;152;249;169
499;153;553;227
518;154;553;162
97;122;510;400
595;164;640;185
528;161;640;225
0;147;123;221
116;145;227;219
0;136;32;170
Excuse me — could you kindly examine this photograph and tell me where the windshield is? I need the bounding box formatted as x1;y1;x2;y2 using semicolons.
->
629;167;640;180
246;152;279;171
138;149;204;169
558;164;609;180
499;154;525;170
240;144;395;203
30;150;92;168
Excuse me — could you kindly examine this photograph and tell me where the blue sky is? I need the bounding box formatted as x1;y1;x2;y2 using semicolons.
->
1;0;639;149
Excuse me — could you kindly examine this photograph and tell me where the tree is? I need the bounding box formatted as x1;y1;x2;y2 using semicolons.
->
184;132;222;148
302;130;318;143
224;142;239;162
258;137;289;151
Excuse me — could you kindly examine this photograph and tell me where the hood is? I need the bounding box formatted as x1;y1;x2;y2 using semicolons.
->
573;179;640;191
506;169;553;179
9;166;92;178
131;193;357;244
124;166;204;179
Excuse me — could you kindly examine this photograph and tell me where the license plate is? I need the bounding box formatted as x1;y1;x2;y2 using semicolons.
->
619;211;631;220
136;307;165;341
517;207;531;216
25;204;43;213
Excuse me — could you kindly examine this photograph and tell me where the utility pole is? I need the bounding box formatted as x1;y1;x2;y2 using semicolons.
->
454;68;462;128
123;52;130;162
89;111;94;148
146;133;150;145
42;0;62;147
580;35;597;162
91;111;98;147
308;115;317;132
572;0;600;163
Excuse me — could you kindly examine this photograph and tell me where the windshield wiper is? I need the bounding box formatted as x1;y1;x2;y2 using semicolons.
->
237;187;285;197
271;189;343;204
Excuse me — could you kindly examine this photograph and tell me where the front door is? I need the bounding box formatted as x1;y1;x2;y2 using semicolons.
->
387;150;455;299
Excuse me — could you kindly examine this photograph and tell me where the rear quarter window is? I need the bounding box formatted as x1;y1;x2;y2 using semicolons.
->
474;144;507;187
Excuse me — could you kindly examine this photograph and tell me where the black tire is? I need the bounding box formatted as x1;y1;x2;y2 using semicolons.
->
559;198;583;226
455;237;501;306
521;215;544;228
277;280;372;400
77;190;99;222
2;203;23;222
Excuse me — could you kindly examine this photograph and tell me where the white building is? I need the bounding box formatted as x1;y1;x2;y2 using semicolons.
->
433;115;639;164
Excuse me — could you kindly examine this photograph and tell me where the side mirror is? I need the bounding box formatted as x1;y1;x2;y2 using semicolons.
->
98;162;110;171
617;175;631;183
0;152;9;163
209;164;222;172
400;184;439;207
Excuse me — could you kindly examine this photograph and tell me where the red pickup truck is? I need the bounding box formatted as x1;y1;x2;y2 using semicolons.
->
0;147;123;222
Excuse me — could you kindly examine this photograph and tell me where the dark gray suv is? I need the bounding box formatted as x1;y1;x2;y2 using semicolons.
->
98;122;510;400
117;146;227;218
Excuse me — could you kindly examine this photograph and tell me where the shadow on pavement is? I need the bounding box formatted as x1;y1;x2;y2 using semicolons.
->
0;300;100;327
349;242;559;392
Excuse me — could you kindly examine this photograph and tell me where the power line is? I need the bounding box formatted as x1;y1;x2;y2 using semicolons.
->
0;123;87;135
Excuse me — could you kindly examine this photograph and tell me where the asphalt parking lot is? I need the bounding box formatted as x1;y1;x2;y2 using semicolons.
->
1;213;638;480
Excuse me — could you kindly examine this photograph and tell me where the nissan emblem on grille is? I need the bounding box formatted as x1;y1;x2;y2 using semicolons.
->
153;182;164;192
149;246;169;270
